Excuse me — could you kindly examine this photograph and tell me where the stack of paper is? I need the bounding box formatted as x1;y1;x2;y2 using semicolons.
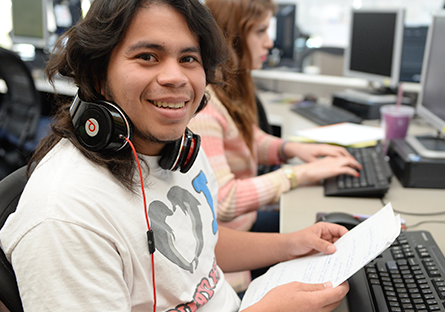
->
292;122;384;147
240;203;401;310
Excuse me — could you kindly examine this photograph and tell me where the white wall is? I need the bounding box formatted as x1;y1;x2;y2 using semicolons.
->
1;0;443;50
0;0;12;48
276;0;443;47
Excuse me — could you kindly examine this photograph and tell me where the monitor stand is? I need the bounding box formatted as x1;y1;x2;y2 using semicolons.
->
405;134;445;159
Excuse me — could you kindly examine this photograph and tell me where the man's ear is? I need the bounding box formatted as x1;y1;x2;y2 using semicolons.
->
97;79;107;99
91;62;106;98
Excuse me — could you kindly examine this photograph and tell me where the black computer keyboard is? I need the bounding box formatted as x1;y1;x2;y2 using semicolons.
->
323;143;392;197
348;230;445;312
291;100;363;126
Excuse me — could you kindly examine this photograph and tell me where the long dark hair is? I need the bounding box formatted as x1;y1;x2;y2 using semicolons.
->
30;0;228;190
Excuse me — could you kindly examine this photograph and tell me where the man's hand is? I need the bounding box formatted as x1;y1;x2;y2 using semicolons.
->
284;222;348;259
244;280;349;312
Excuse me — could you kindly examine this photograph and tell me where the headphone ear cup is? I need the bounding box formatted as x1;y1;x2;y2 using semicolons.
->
73;103;113;151
159;135;185;171
180;133;200;173
70;94;133;152
159;128;200;173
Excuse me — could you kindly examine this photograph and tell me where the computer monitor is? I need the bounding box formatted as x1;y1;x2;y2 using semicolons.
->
54;0;83;36
399;25;428;83
406;11;445;159
10;0;56;49
343;8;405;89
273;3;297;61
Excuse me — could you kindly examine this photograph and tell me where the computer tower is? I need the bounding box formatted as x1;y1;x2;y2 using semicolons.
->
387;138;445;188
332;90;413;120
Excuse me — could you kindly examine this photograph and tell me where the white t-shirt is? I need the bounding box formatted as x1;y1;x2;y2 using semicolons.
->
0;139;240;312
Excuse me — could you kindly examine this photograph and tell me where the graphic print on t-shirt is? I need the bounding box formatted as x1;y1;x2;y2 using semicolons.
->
148;170;216;273
192;171;218;234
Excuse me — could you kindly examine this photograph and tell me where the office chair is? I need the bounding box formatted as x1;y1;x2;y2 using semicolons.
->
0;47;49;180
256;94;280;176
0;165;26;312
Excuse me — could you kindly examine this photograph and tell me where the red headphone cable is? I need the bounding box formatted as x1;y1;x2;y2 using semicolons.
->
120;135;157;312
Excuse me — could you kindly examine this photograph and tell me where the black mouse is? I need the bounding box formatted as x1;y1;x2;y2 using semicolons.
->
319;212;362;230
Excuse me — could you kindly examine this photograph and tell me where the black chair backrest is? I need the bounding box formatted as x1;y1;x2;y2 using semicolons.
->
256;94;273;136
0;166;27;312
256;94;280;176
0;47;42;147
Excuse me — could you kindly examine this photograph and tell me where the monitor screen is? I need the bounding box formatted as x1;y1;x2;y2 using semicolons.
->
54;0;83;36
343;8;405;88
406;11;445;158
399;25;428;83
10;0;52;49
273;3;297;60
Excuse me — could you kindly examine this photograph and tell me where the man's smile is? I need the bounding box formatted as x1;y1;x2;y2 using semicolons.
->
150;100;187;109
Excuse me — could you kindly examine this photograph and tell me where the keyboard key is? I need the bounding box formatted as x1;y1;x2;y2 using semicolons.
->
386;261;398;270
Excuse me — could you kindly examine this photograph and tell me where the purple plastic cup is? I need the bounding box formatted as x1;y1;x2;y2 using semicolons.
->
380;105;415;140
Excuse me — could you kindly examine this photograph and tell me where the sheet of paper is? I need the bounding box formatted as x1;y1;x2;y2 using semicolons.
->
295;122;384;146
240;203;401;310
289;135;379;148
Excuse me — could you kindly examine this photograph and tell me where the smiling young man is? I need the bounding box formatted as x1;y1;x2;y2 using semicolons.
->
102;3;206;156
0;0;349;311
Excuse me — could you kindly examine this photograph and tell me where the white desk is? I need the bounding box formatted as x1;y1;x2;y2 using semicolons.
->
280;177;445;252
260;90;445;312
279;155;445;312
257;90;433;138
257;90;445;250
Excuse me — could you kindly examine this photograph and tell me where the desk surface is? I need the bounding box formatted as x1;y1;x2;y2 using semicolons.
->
259;90;445;252
279;153;445;312
280;177;445;252
258;90;436;139
262;90;445;312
